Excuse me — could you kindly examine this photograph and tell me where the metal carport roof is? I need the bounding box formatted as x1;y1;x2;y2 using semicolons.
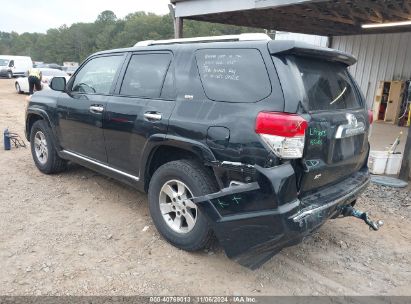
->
170;0;411;36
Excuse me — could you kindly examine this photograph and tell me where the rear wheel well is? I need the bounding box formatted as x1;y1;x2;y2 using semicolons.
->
145;146;216;192
26;114;44;141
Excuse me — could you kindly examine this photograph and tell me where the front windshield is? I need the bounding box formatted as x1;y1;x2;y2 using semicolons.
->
0;59;10;66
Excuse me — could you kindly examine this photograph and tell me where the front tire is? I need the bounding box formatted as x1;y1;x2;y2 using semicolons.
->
7;71;13;79
148;160;217;251
15;82;22;94
30;120;67;174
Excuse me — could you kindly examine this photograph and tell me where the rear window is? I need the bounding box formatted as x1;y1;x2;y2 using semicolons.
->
196;49;271;103
289;56;361;111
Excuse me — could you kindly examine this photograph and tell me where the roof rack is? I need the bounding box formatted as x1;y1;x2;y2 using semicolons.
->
134;33;271;47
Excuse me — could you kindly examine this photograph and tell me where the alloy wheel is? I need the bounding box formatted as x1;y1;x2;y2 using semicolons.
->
34;131;48;165
159;179;197;234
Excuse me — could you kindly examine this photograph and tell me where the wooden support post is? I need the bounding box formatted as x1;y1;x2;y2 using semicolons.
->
168;4;183;39
399;123;411;181
174;17;183;39
327;35;333;48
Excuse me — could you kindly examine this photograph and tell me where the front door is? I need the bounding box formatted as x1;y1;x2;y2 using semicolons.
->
56;54;125;162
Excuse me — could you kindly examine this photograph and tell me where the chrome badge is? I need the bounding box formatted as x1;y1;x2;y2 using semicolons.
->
346;113;358;127
335;113;365;139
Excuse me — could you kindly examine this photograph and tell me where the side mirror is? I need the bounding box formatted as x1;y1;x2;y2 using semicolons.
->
50;77;66;92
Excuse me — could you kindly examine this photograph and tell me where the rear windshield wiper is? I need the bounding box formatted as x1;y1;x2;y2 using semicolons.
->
330;86;347;105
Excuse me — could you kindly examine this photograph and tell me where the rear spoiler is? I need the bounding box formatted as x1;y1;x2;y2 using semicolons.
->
268;40;356;66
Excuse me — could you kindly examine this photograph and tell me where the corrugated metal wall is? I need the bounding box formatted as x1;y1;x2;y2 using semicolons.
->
275;31;328;47
332;33;411;108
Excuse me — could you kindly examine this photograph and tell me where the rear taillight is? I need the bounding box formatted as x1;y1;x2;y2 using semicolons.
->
256;112;308;159
368;110;373;124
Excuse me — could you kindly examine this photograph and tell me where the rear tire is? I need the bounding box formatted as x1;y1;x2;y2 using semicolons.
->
30;120;67;174
148;160;217;251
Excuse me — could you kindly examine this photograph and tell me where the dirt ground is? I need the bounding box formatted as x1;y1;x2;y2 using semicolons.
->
0;78;410;296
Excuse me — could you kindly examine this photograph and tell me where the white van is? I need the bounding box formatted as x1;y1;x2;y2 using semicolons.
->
0;55;33;78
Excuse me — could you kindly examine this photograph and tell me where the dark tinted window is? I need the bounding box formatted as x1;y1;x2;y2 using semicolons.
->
120;53;171;98
196;49;271;103
72;55;123;94
289;56;361;111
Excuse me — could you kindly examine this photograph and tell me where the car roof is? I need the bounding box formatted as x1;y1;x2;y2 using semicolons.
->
90;39;356;66
91;40;271;57
38;68;60;71
0;55;31;59
38;68;68;74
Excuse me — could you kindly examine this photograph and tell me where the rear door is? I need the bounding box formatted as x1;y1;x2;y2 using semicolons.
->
103;51;175;177
285;56;370;193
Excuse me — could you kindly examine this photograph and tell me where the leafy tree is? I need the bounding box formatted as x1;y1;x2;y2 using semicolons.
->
97;10;117;24
0;11;263;64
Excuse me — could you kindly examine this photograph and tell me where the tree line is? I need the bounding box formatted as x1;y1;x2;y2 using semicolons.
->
0;11;262;64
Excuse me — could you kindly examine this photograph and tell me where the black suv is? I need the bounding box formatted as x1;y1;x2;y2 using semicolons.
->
25;37;372;269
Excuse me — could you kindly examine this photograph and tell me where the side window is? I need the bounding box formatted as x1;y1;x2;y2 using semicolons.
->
9;60;14;67
120;53;171;98
71;55;123;95
195;49;272;103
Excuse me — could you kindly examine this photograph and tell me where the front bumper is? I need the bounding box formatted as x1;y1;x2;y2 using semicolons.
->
0;69;10;76
195;166;370;269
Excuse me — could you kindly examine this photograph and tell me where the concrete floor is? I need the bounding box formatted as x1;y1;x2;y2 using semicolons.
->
369;122;409;154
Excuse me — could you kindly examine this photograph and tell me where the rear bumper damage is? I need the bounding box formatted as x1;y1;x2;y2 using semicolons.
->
194;165;370;269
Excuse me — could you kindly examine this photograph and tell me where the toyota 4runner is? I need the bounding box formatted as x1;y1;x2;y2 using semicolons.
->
25;34;374;269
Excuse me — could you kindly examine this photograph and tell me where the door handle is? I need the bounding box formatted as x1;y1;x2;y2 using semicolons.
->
144;112;162;121
89;105;104;114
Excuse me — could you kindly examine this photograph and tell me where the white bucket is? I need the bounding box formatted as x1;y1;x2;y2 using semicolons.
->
368;151;403;175
385;153;403;175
